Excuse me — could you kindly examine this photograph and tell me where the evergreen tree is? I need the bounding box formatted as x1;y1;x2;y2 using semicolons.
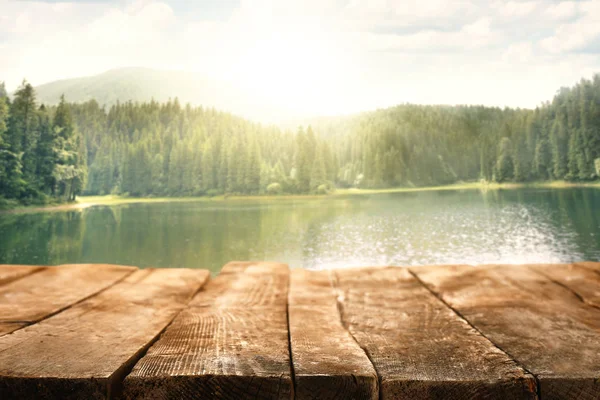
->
567;130;581;180
8;81;38;191
534;138;552;180
53;95;84;200
201;141;216;191
495;137;514;182
513;134;529;182
295;128;311;193
35;105;57;194
245;139;261;193
550;119;568;179
310;143;327;191
0;96;25;199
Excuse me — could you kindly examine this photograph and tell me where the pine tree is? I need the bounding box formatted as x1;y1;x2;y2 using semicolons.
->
534;138;552;180
310;143;327;191
295;128;311;193
513;134;529;182
495;137;514;182
168;143;183;194
226;140;237;193
567;130;581;180
245;139;261;193
35;105;57;194
550;119;568;179
0;96;25;198
201;141;215;191
53;95;84;200
8;81;38;192
217;144;228;192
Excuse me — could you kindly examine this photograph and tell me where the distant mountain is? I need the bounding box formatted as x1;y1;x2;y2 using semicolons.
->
33;67;280;122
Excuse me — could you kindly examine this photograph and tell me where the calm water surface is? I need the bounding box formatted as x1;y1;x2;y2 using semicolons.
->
1;188;599;274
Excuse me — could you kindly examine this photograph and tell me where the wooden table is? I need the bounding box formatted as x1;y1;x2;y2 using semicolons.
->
0;262;598;399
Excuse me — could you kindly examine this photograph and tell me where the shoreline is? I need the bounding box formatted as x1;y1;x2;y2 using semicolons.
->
2;180;599;214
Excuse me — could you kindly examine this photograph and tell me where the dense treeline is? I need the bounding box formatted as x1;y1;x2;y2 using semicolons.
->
0;82;86;205
0;75;599;205
76;101;337;196
332;74;600;188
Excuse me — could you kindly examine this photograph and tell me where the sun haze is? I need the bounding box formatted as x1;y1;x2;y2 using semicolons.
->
1;0;600;121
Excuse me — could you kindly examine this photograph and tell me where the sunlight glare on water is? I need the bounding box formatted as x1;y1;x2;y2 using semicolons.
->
0;188;598;274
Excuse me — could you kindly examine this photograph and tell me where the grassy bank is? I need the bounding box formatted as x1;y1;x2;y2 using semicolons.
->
335;180;600;195
3;180;599;214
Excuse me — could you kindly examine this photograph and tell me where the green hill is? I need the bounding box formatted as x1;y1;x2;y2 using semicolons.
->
33;67;275;121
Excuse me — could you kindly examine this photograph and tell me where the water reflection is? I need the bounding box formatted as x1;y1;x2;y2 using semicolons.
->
0;189;598;273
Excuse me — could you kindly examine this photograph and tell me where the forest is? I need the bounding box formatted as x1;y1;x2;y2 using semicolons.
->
0;75;599;205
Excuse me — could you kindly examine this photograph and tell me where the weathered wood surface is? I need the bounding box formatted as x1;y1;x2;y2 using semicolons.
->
123;262;293;400
335;266;537;400
189;261;289;309
0;265;43;286
0;264;135;336
289;269;378;400
1;262;600;400
412;264;600;400
577;261;600;273
0;267;209;400
530;263;600;308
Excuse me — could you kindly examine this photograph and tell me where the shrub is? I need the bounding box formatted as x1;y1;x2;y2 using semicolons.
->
317;184;329;195
266;182;282;195
0;197;18;210
206;189;221;197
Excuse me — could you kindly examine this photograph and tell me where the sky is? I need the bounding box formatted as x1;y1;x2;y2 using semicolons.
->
1;0;600;119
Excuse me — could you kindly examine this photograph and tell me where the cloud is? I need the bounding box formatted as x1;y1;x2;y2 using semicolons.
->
491;1;540;18
502;42;534;63
0;0;599;118
544;1;579;20
540;1;600;53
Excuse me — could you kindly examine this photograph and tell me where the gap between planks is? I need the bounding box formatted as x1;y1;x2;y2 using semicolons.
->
328;270;382;400
407;267;541;399
286;269;297;399
0;264;138;337
0;266;44;287
109;268;215;399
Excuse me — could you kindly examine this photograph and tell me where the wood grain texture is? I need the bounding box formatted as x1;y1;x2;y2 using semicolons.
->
123;262;293;400
0;265;43;286
219;261;257;275
189;262;289;309
0;264;135;336
289;269;378;400
0;265;45;334
335;266;537;400
412;264;600;400
530;263;600;308
577;261;600;273
0;268;209;400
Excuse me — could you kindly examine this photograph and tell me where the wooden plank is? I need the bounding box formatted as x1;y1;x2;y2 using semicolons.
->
0;264;135;336
577;261;600;273
220;261;256;274
0;265;43;286
530;264;600;308
123;262;293;400
189;262;289;308
289;269;378;400
0;268;209;400
335;267;537;400
412;264;600;400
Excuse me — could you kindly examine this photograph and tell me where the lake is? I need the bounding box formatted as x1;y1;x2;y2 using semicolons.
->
0;188;599;274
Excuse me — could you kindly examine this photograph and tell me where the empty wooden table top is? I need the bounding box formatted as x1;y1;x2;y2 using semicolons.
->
0;262;598;399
